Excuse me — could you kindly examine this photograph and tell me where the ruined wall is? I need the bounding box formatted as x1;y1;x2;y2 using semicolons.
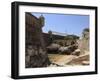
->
25;13;50;68
78;28;89;55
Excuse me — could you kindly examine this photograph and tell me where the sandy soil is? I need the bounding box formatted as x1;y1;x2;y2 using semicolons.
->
48;53;89;67
48;54;76;66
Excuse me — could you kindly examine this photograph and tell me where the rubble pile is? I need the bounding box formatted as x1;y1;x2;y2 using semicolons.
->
47;28;90;66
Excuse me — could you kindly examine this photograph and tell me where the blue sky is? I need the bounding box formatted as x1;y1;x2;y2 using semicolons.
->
32;12;89;36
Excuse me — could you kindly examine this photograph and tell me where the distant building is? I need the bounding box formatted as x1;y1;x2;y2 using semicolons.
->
51;31;67;36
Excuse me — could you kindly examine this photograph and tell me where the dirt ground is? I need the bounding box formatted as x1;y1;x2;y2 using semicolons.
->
48;53;89;67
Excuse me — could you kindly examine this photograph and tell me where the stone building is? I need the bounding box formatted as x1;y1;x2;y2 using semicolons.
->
43;31;79;47
25;13;50;68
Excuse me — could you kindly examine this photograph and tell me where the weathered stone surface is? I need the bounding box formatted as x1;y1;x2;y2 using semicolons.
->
25;13;50;68
58;44;78;55
71;49;80;56
78;28;89;55
82;61;89;65
46;43;60;53
59;46;69;54
66;53;89;65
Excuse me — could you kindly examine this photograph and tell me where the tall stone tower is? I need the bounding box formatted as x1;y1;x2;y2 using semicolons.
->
39;15;45;27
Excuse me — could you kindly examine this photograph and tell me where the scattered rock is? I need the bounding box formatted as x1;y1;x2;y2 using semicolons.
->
46;43;60;53
82;61;89;65
59;46;70;54
71;49;80;56
66;53;89;65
